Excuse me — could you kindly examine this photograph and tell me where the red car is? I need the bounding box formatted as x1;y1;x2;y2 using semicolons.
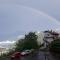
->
10;52;21;60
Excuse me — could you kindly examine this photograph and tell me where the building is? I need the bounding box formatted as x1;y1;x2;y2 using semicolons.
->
43;30;59;48
35;31;44;45
0;47;8;55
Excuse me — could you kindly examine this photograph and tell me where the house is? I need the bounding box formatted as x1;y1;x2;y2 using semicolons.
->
0;47;8;55
35;31;44;45
43;30;59;48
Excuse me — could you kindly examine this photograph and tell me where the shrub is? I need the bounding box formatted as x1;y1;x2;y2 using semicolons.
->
49;38;60;54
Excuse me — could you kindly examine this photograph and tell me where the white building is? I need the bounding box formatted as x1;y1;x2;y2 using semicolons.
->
35;31;44;45
43;30;59;48
35;30;59;49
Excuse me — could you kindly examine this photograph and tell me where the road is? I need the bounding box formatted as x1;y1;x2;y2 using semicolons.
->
0;50;59;60
21;50;56;60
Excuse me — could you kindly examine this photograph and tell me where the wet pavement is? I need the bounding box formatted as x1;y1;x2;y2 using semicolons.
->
0;50;59;60
21;50;56;60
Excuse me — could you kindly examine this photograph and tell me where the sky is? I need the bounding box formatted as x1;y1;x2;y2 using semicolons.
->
0;0;60;41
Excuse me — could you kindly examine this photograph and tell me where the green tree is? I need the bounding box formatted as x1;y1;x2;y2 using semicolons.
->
15;32;39;51
23;32;39;49
49;38;60;54
15;39;25;51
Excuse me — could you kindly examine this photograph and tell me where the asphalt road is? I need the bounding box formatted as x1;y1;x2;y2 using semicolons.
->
0;51;58;60
21;50;56;60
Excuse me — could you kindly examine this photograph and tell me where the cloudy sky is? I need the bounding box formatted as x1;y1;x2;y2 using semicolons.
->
0;0;60;41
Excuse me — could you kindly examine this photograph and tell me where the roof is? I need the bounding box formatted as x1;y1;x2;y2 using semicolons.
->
44;30;59;36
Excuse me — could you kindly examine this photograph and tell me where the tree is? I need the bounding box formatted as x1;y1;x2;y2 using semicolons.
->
15;39;25;51
24;32;39;49
49;38;60;54
15;32;39;51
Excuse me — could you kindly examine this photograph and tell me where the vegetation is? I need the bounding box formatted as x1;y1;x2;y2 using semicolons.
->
15;32;39;51
49;38;60;54
15;39;25;51
0;48;21;60
0;32;40;58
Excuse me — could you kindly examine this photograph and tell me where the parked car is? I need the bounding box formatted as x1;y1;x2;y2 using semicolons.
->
10;52;21;60
30;49;34;52
21;49;34;56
